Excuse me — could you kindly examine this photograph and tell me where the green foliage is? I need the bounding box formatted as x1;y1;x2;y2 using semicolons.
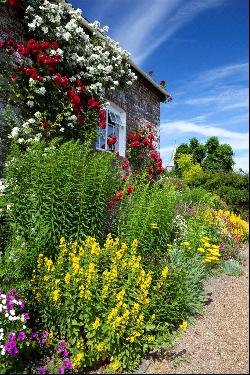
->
202;171;249;217
0;139;120;287
157;246;206;326
174;136;235;173
116;178;179;266
219;260;245;276
203;142;234;172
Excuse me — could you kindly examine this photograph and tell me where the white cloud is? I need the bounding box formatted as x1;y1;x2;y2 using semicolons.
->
112;0;227;63
194;62;249;84
161;120;249;151
234;155;249;172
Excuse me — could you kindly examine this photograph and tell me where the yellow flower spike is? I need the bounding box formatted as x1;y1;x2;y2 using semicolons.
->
35;292;42;302
79;246;85;257
132;303;140;314
52;289;60;303
116;289;125;302
151;223;158;229
111;359;120;372
161;266;169;279
179;320;188;331
43;275;50;281
60;237;65;245
147;335;155;343
49;331;54;342
197;247;205;253
65;273;71;286
131;239;139;253
92;317;101;330
182;241;190;246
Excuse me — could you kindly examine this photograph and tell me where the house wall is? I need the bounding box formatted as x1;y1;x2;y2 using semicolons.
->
107;69;161;135
0;8;162;167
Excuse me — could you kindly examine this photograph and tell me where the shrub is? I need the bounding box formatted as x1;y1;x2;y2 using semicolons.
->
0;139;120;287
219;260;245;276
116;178;179;266
31;235;172;373
154;242;207;326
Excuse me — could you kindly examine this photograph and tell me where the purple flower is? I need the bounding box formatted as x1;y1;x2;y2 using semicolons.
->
57;368;64;374
18;298;25;308
9;289;17;295
7;303;14;310
4;340;19;357
38;368;47;374
23;312;30;320
56;340;66;352
40;338;46;346
63;360;72;369
43;331;49;338
8;333;16;341
31;331;39;340
63;351;69;357
18;332;26;341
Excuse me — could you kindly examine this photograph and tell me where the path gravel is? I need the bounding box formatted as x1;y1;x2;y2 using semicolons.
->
139;246;249;375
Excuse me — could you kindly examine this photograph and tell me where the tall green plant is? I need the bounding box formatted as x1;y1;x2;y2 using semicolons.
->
116;178;179;267
0;139;120;286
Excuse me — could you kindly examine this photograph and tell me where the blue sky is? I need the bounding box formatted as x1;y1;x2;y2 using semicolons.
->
71;0;249;171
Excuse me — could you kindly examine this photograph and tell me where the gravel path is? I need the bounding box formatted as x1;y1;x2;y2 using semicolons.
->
140;246;249;375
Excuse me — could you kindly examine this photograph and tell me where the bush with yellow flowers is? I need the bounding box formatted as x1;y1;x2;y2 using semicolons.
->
205;209;249;243
31;235;172;373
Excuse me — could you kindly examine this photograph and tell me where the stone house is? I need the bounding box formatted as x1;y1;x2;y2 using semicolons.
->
0;4;171;162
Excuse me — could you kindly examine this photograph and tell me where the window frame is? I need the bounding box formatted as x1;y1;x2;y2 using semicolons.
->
96;102;126;157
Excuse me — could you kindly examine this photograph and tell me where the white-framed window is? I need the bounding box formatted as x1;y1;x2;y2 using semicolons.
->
96;102;126;157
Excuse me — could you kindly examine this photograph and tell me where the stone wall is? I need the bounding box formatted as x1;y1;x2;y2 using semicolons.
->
107;69;162;134
0;7;25;171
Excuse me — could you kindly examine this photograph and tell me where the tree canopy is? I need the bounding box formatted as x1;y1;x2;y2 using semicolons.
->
174;137;235;172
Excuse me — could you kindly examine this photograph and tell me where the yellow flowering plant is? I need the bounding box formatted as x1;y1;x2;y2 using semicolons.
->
205;209;249;243
32;235;171;373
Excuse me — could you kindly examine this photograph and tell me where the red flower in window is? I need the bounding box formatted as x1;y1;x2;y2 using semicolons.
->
107;135;117;146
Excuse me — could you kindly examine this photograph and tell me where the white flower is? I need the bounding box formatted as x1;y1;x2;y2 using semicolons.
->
1;348;6;356
10;127;19;138
59;128;65;132
9;310;15;316
4;313;9;318
27;101;34;107
39;87;46;95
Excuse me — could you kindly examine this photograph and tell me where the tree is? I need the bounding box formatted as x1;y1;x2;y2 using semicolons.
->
174;136;234;173
203;141;234;172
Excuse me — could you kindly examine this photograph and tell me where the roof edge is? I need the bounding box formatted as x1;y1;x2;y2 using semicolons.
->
63;1;172;102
